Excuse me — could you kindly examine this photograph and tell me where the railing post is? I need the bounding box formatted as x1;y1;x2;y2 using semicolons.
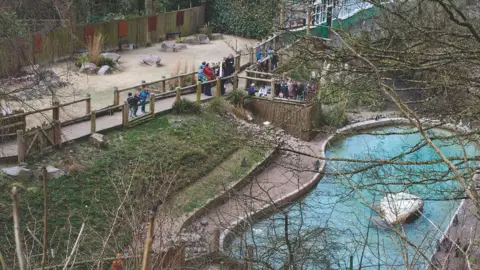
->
122;102;129;127
90;111;96;134
212;228;220;252
233;73;239;89
270;78;275;100
176;87;181;103
196;81;201;104
17;130;25;163
247;245;254;270
235;54;241;72
161;76;166;92
246;71;251;90
113;87;120;106
54;120;62;147
86;94;91;114
150;94;155;115
52;101;60;122
267;58;272;72
178;72;185;87
216;76;222;97
249;49;254;65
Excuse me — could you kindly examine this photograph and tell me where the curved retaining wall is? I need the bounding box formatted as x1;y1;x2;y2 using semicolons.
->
220;117;475;252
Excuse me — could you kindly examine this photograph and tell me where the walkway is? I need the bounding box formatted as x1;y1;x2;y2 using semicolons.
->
0;88;227;159
187;131;326;268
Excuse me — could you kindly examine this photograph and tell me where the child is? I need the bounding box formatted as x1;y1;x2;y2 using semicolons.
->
139;86;150;114
248;83;256;96
126;93;137;117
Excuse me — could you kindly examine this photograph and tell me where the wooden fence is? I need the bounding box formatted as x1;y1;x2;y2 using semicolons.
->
0;5;205;76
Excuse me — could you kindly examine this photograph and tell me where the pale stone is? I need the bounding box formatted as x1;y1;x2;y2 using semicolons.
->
183;36;199;45
198;34;210;44
380;192;423;224
2;166;32;181
46;166;65;180
142;55;161;66
97;65;112;75
100;52;121;62
90;133;108;148
79;63;97;74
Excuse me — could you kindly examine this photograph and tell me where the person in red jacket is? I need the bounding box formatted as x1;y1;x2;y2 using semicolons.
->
203;63;214;96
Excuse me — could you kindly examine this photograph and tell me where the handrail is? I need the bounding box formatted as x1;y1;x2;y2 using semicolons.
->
58;97;90;108
237;76;272;83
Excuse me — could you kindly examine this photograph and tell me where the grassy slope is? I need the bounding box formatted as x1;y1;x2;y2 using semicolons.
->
0;112;262;267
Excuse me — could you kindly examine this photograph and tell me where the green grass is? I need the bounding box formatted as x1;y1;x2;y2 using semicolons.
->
0;112;250;268
176;148;268;214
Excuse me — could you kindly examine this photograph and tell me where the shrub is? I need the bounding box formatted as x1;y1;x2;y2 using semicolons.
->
176;37;185;43
96;56;116;68
207;97;227;114
172;99;202;114
321;104;347;127
76;53;90;67
227;89;252;108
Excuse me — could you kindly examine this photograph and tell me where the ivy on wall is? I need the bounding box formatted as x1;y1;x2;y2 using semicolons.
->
209;0;279;40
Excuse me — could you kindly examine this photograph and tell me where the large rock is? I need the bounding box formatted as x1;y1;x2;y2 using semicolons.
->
183;36;199;45
46;166;65;180
90;133;108;148
100;52;121;62
380;192;423;224
142;55;161;67
198;34;210;44
97;65;112;75
79;63;97;74
2;166;33;181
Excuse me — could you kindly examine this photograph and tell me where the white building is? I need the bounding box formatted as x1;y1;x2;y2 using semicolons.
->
311;0;373;26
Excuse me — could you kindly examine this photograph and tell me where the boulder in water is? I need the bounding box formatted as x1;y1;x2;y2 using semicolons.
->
380;192;423;224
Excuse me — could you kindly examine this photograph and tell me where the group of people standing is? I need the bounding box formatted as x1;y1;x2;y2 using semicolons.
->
197;54;235;96
126;85;151;118
247;77;316;102
256;43;279;72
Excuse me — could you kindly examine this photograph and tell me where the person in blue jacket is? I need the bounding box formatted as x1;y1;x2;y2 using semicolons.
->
139;86;150;114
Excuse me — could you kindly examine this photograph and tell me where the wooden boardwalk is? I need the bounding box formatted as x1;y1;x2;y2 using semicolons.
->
0;89;226;159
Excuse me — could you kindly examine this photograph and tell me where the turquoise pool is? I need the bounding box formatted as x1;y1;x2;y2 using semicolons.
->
228;126;478;269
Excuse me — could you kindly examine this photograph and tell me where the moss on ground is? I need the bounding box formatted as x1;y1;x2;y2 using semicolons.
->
0;112;262;268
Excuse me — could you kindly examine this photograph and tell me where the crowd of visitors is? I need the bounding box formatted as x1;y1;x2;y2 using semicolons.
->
197;54;236;96
126;85;151;118
255;42;279;72
248;77;317;102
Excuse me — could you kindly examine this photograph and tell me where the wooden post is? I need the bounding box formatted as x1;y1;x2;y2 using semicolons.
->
86;94;91;114
41;167;48;270
54;120;62;147
17;130;25;163
178;72;185;87
175;87;181;103
216;77;222;97
161;76;166;92
247;245;254;270
267;58;272;72
235;54;241;71
113;87;120;106
233;73;239;89
246;71;251;90
270;78;275;100
90;111;96;134
249;50;254;65
196;81;202;104
212;228;220;252
280;4;285;28
141;203;160;270
52;101;60;122
150;94;155;115
122;102;129;127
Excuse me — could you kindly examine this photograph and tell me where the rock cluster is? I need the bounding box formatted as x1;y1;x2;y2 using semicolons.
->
179;219;210;256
